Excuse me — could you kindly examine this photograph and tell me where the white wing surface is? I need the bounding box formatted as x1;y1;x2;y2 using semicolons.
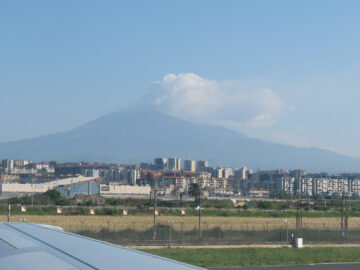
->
0;222;204;270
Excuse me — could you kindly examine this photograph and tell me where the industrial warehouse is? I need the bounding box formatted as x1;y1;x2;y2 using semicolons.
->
0;176;150;198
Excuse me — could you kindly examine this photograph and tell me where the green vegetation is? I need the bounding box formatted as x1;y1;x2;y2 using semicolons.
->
2;191;360;217
188;183;201;204
3;204;360;217
76;225;360;246
5;190;71;206
141;247;360;267
269;190;293;200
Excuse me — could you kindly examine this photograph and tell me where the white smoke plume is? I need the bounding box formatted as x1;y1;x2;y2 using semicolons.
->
145;73;287;129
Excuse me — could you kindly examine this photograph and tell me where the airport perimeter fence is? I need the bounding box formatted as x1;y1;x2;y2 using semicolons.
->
66;222;360;246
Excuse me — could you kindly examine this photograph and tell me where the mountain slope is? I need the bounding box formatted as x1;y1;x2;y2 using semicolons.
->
0;107;359;172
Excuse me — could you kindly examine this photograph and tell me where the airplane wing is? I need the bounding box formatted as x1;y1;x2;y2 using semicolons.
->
0;222;205;270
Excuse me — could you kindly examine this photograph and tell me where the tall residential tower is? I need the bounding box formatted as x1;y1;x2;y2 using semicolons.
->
184;160;196;172
167;157;181;171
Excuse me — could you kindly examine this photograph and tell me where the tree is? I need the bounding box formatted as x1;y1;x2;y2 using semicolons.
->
332;192;341;200
279;202;289;211
312;193;324;200
269;191;292;200
43;190;71;205
188;183;200;204
257;201;272;210
351;193;360;200
85;200;93;206
243;203;249;211
44;190;61;202
162;201;176;213
109;198;121;210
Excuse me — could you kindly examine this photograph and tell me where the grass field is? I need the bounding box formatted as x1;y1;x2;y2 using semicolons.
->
2;215;360;232
2;215;360;231
140;247;360;267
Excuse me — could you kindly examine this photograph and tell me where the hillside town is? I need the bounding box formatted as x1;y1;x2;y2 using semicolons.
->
1;158;360;200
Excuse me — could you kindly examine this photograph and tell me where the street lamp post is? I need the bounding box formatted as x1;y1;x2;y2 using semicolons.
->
31;178;34;207
153;177;158;240
180;192;184;208
7;201;11;222
168;220;174;248
198;190;201;241
284;219;289;244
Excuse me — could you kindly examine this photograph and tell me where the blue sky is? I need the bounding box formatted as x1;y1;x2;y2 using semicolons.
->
1;0;360;157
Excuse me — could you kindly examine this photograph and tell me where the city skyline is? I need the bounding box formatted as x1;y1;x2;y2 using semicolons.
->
2;157;360;200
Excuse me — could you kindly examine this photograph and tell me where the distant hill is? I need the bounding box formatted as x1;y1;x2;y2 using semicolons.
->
0;106;359;172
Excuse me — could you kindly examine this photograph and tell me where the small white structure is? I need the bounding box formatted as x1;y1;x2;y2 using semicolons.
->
100;183;150;196
295;238;303;248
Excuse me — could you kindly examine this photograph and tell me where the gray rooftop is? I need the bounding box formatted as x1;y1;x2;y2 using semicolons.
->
48;176;100;186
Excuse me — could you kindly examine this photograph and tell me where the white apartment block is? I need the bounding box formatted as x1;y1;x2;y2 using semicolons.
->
350;179;360;194
277;177;295;195
238;167;248;179
312;178;328;195
14;160;30;167
32;163;50;170
299;177;313;196
128;169;140;185
1;160;14;170
313;178;349;196
292;178;354;197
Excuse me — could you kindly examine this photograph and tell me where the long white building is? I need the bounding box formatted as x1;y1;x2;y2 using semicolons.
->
279;177;359;197
0;177;100;197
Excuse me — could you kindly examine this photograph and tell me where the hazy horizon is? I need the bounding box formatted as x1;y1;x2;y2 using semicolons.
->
1;1;360;158
0;104;356;160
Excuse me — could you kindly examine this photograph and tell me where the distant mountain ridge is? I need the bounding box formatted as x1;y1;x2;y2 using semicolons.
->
0;106;359;173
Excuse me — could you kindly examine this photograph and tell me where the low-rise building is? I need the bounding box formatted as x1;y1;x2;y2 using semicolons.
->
100;183;151;196
0;173;20;181
0;176;101;197
248;188;270;198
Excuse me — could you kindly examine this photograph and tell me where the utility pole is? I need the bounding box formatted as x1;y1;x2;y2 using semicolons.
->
7;201;11;222
180;192;183;208
168;220;174;248
345;194;349;234
341;192;348;236
284;219;289;244
341;192;344;235
31;178;34;207
153;176;157;240
296;196;302;234
198;189;201;242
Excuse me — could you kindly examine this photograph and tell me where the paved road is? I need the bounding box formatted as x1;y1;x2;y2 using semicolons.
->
210;263;360;270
